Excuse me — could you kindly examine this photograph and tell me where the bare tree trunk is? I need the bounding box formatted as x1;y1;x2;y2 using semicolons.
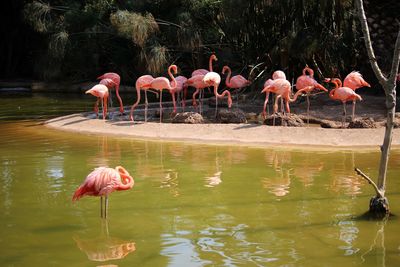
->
354;0;400;217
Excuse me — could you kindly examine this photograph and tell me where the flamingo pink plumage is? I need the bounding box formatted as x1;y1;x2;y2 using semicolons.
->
343;71;370;121
325;77;362;127
142;65;178;122
172;76;188;112
261;70;288;119
97;72;124;115
130;75;155;122
295;66;328;123
186;74;209;113
86;84;109;120
261;78;298;114
222;65;251;105
343;71;371;90
72;166;134;218
203;70;232;117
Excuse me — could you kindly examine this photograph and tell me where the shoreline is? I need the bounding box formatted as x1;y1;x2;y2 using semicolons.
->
44;113;400;150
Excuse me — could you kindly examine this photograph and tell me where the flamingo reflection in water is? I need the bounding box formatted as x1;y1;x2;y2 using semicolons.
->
262;151;292;197
74;220;136;262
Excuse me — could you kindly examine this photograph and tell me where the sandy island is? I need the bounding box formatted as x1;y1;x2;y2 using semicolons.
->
44;112;400;150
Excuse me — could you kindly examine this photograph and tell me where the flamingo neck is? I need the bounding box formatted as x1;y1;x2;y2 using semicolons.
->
168;66;177;89
115;166;134;190
303;66;314;77
224;67;232;87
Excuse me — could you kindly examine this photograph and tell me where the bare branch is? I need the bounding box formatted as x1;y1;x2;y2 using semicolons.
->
355;0;387;84
389;25;400;83
354;168;384;198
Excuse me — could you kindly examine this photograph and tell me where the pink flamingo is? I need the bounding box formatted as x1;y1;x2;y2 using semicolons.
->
203;71;232;117
295;66;328;123
343;71;371;120
186;74;209;114
222;65;251;105
261;79;298;115
142;65;178;122
72;166;134;218
130;75;155;122
191;54;217;77
86;84;109;120
262;70;288;119
97;72;124;115
171;75;188;112
325;78;362;127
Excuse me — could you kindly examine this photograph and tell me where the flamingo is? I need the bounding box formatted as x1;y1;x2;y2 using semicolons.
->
191;54;217;77
86;84;109;120
261;78;298;115
142;65;178;122
191;54;218;109
171;75;188;112
203;71;232;117
72;166;134;218
130;75;155;122
262;70;288;119
222;65;251;105
295;66;328;123
186;74;209;114
343;71;371;121
97;72;124;115
325;77;362;127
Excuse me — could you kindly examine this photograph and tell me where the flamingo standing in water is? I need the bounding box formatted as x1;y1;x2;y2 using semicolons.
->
343;71;371;121
203;70;232;117
72;166;134;218
86;84;109;120
97;72;124;115
325;77;362;127
130;75;155;122
142;65;178;122
295;66;328;123
222;65;251;105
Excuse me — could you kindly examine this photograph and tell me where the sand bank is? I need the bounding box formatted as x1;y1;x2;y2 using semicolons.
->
44;113;400;150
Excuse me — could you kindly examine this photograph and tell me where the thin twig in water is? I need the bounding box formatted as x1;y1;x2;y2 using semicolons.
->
354;167;383;198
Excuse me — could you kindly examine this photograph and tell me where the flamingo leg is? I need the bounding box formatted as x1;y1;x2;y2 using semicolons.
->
200;89;204;115
306;93;310;126
159;89;163;123
352;101;356;121
215;95;218;118
171;91;177;114
100;196;103;218
263;92;270;120
94;98;100;118
104;195;109;219
100;98;105;120
273;95;281;126
342;102;347;128
192;89;199;110
145;90;148;122
104;96;108;120
280;97;284;114
116;85;124;115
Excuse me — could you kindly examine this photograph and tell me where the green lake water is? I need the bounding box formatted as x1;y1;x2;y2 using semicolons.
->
0;92;399;266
